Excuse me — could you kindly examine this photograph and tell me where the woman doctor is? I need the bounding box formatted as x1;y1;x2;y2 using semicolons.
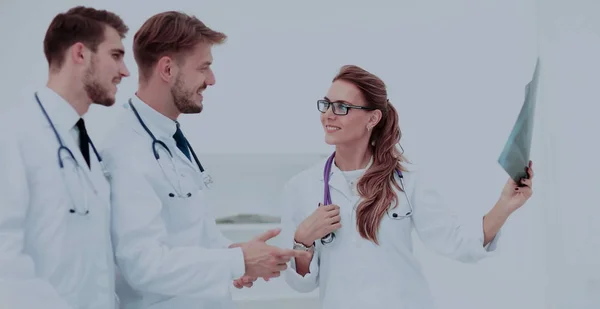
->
281;65;534;309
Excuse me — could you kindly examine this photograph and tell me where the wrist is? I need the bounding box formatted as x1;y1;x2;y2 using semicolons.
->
294;229;314;247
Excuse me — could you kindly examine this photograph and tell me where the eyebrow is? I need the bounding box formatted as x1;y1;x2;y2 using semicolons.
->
324;96;352;105
111;48;125;56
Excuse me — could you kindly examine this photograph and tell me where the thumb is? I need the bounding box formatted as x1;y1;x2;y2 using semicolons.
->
253;228;281;242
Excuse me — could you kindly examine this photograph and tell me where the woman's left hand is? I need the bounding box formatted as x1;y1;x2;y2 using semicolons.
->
499;160;534;214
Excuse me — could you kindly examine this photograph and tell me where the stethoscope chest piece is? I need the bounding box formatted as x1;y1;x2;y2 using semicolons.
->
201;171;213;189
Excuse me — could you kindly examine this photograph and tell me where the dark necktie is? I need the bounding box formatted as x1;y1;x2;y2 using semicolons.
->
173;123;191;161
76;118;91;168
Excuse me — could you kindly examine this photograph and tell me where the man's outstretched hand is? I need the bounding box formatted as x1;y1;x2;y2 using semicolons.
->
229;228;310;285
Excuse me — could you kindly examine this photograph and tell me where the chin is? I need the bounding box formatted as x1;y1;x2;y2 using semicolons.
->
324;135;339;146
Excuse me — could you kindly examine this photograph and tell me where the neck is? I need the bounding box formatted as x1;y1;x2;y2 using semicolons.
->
47;71;91;116
137;81;180;121
334;143;372;171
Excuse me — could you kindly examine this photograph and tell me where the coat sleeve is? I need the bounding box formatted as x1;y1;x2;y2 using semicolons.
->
280;181;320;293
0;132;72;309
410;169;501;263
104;149;245;299
200;199;234;249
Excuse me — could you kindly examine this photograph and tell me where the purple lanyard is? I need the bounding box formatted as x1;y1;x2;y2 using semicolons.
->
323;152;336;205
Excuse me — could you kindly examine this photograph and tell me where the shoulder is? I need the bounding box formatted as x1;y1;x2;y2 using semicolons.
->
99;109;151;171
283;155;328;192
0;96;39;141
397;161;444;196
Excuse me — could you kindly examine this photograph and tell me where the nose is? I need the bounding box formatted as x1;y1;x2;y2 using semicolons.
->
324;104;336;118
205;69;216;86
121;62;130;78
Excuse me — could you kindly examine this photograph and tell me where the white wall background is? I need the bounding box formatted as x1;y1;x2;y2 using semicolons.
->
1;0;597;308
537;0;600;308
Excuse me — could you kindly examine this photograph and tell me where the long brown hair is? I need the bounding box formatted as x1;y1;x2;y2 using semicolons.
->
333;65;407;244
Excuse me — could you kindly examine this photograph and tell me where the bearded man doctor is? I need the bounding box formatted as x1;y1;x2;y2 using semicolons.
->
101;11;309;309
0;6;130;309
280;65;535;309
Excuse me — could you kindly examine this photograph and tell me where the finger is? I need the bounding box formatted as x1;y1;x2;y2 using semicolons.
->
269;272;281;279
273;248;295;258
515;186;533;196
275;263;288;271
228;242;242;249
322;204;339;211
277;256;292;264
233;280;243;289
276;247;312;260
327;215;341;224
243;282;253;288
520;178;532;188
291;249;312;259
326;208;340;218
330;222;342;230
253;228;282;242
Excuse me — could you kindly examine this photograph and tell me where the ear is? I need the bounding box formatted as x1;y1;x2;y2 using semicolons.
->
157;56;176;83
367;109;383;129
70;42;86;65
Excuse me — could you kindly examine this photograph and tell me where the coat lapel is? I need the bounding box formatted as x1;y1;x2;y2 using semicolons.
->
320;161;354;205
54;124;109;207
172;142;199;172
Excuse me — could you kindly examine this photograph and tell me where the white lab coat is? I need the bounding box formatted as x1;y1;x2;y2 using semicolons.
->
0;87;116;309
281;156;501;309
100;95;245;309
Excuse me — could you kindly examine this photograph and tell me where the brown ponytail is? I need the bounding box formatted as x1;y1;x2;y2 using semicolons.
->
333;65;407;245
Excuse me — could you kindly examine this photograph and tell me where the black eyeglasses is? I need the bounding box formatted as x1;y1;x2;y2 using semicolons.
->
317;99;376;116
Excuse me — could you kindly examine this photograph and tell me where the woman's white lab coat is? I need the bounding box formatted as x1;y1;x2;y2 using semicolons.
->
100;96;245;309
0;88;116;309
281;157;501;309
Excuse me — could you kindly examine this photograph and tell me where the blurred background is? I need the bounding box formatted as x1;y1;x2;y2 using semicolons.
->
1;0;599;308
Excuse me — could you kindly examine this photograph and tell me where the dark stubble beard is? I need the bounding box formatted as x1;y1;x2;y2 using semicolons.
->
171;73;202;114
83;57;115;107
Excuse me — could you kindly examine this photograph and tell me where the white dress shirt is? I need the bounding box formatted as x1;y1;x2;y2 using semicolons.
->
101;95;245;309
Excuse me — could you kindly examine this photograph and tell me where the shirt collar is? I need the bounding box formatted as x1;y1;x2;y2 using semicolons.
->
320;154;374;181
128;94;178;140
35;86;81;131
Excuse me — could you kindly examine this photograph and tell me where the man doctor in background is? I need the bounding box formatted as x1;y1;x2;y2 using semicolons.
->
0;6;130;309
101;11;309;309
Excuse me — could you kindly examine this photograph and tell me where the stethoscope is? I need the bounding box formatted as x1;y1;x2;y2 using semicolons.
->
34;92;108;215
320;151;414;245
128;99;213;198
